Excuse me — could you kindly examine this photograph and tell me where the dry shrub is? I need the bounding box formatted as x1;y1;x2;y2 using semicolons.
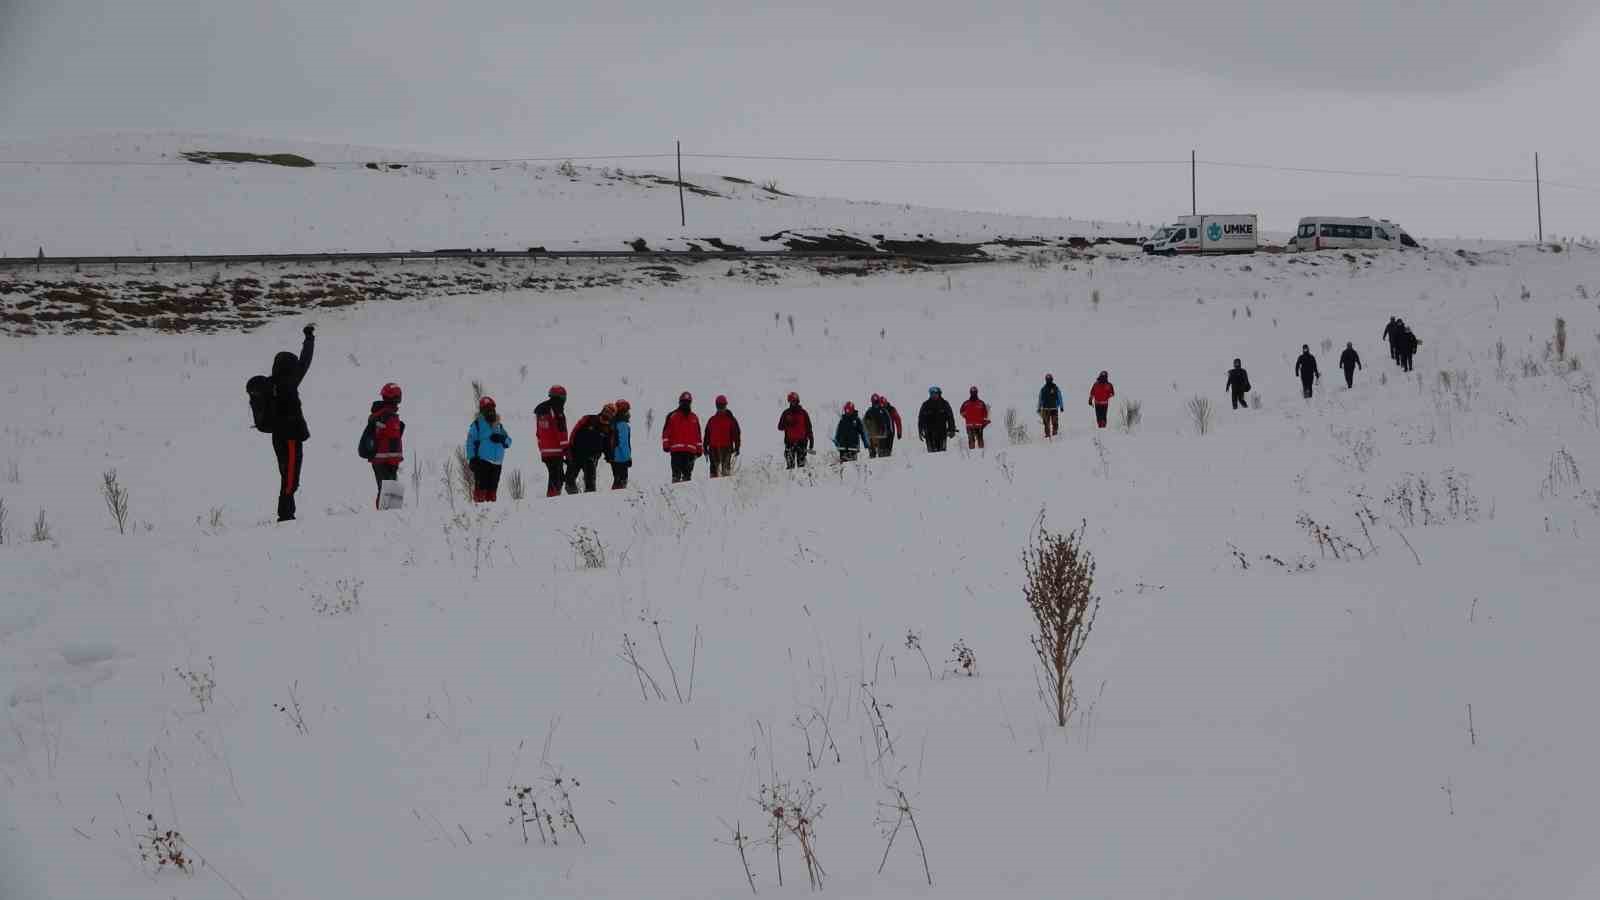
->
1186;395;1214;435
1022;512;1100;727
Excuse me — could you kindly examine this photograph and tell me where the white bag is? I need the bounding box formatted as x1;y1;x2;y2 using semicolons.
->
378;479;405;510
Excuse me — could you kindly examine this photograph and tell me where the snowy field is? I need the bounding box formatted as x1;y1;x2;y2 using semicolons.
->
0;132;1138;257
3;234;1600;898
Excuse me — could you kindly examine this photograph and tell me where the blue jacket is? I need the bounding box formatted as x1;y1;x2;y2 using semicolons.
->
1038;382;1063;412
612;421;632;464
465;415;511;465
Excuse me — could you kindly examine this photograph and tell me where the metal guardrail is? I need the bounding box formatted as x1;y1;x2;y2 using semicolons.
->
0;247;989;270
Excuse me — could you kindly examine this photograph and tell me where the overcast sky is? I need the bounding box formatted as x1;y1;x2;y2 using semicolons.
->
3;0;1597;239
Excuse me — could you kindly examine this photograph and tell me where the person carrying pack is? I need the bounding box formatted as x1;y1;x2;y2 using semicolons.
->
247;324;314;521
359;382;405;508
918;387;957;452
464;396;511;502
568;404;615;493
863;394;895;458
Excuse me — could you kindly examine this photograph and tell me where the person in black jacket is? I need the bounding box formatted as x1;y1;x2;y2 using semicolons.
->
566;405;615;493
269;324;315;521
1339;342;1362;388
1225;359;1251;410
1397;325;1419;372
1294;344;1319;399
1382;317;1399;362
918;387;957;453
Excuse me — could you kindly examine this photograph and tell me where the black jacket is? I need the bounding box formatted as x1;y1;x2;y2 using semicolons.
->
834;413;867;450
270;332;314;440
918;397;956;438
1226;366;1250;394
1295;352;1319;380
1340;348;1362;370
568;415;613;461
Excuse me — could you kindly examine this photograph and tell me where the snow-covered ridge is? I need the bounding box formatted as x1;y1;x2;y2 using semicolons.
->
0;131;1140;257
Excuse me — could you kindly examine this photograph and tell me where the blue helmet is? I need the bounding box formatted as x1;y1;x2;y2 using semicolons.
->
929;386;941;396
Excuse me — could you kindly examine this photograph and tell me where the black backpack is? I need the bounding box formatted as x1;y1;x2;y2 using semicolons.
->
246;375;276;433
357;418;378;459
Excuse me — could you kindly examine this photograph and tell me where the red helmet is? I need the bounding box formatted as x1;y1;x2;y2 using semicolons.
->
715;394;728;408
479;396;496;410
380;382;402;401
842;401;856;414
969;385;979;395
549;385;567;398
787;391;800;404
679;391;693;404
615;399;631;413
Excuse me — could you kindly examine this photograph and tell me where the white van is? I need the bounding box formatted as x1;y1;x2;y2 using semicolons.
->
1142;214;1258;255
1288;217;1418;252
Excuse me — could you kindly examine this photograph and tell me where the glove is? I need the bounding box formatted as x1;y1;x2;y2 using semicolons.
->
303;323;315;337
489;433;507;445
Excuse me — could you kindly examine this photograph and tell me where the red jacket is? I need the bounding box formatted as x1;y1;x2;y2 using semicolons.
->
959;398;990;428
369;402;404;465
704;410;741;451
534;399;568;460
662;409;702;455
1089;381;1115;405
886;404;903;439
778;406;814;446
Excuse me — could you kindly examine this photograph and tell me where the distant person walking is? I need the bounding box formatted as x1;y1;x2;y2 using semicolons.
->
1038;373;1063;437
834;402;868;462
918;387;957;452
1225;359;1251;410
863;394;897;458
1339;342;1362;388
609;400;633;489
535;385;570;497
778;392;815;469
703;395;742;478
364;382;405;508
1397;325;1419;372
267;324;314;521
1088;371;1115;428
1295;345;1320;398
960;386;991;449
1382;317;1400;363
464;396;511;502
662;391;702;483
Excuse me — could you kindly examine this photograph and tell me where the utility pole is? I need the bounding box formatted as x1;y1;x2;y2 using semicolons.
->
1534;152;1543;243
677;140;686;228
1190;149;1197;215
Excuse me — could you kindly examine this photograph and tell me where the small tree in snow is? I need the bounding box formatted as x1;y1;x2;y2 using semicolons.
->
1022;512;1100;727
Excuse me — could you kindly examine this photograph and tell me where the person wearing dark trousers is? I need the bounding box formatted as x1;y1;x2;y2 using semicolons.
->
1225;359;1251;410
863;394;895;458
1295;345;1320;398
1397;326;1419;372
834;402;868;462
960;386;990;450
703;396;741;478
918;386;957;452
1382;317;1399;362
1088;371;1114;428
535;385;570;497
269;324;314;521
464;396;511;502
661;391;702;483
1339;342;1362;388
567;405;615;493
778;393;814;469
609;400;632;489
367;382;405;508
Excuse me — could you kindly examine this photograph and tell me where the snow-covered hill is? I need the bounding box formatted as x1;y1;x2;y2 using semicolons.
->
0;132;1140;257
3;227;1599;898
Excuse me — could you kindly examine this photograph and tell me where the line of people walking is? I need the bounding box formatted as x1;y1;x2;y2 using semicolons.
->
253;317;1422;519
